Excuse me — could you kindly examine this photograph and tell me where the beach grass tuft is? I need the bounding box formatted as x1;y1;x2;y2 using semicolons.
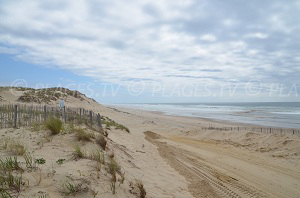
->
45;117;63;135
95;135;107;150
75;128;94;142
73;144;85;159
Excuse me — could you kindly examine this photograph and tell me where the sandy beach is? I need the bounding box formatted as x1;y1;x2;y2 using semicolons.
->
1;89;300;197
103;105;300;198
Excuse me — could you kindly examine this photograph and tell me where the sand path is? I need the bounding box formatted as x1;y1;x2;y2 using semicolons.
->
144;131;300;198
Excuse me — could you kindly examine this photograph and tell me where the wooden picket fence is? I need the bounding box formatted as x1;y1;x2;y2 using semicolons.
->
0;103;102;129
202;124;300;135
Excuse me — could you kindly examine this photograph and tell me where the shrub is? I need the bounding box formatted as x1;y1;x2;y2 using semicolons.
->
46;117;63;135
96;135;107;150
75;128;93;142
56;159;65;165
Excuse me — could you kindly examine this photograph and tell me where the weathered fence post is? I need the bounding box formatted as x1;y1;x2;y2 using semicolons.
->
14;105;17;128
64;106;67;123
63;106;66;123
97;113;102;128
44;105;47;121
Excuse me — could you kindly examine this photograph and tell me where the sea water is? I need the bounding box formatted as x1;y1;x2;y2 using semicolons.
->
115;102;300;128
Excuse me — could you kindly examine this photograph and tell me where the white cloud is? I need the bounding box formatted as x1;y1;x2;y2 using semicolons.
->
245;33;269;39
0;0;299;95
200;34;217;42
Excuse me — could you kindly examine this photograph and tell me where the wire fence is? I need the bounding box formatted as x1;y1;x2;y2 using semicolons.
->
0;103;102;129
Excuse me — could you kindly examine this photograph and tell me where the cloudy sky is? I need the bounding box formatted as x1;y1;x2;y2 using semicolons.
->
0;0;299;103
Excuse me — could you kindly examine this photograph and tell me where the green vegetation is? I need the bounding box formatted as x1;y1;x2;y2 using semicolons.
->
35;158;46;165
10;141;27;156
0;157;23;173
73;145;85;159
89;149;105;164
15;87;85;104
74;128;94;141
56;159;65;165
101;116;130;133
45;117;63;135
23;153;36;169
60;181;88;196
0;139;27;156
0;157;26;196
107;158;119;194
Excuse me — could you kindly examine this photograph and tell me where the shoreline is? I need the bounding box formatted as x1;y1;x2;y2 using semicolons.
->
108;105;300;131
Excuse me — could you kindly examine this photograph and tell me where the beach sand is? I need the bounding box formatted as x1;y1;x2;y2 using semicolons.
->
1;90;300;197
103;106;300;198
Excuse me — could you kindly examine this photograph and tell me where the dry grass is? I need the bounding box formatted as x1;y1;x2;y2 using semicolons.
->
10;141;27;156
101;116;130;133
136;180;146;198
1;139;27;156
60;181;88;196
96;135;107;150
129;180;146;198
45;117;63;135
75;128;94;142
73;144;85;159
0;157;26;196
89;148;105;164
23;152;37;170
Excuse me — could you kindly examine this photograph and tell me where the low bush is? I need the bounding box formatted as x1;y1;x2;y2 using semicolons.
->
75;128;94;142
46;117;63;135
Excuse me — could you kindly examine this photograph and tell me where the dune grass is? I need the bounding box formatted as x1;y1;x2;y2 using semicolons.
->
23;152;36;170
60;181;88;196
45;117;63;135
0;157;26;195
101;116;130;133
89;148;105;164
0;157;23;173
73;145;85;159
74;128;94;142
1;138;27;156
95;135;107;150
10;141;27;156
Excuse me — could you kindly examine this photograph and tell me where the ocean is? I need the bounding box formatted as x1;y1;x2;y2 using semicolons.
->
115;102;300;128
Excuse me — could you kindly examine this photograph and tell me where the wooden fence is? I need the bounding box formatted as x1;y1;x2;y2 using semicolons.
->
0;103;299;135
0;103;102;129
202;124;300;135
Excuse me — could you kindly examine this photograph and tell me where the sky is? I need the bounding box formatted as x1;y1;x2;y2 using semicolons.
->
0;0;300;103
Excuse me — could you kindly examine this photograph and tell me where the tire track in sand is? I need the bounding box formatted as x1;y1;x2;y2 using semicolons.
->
144;131;267;198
